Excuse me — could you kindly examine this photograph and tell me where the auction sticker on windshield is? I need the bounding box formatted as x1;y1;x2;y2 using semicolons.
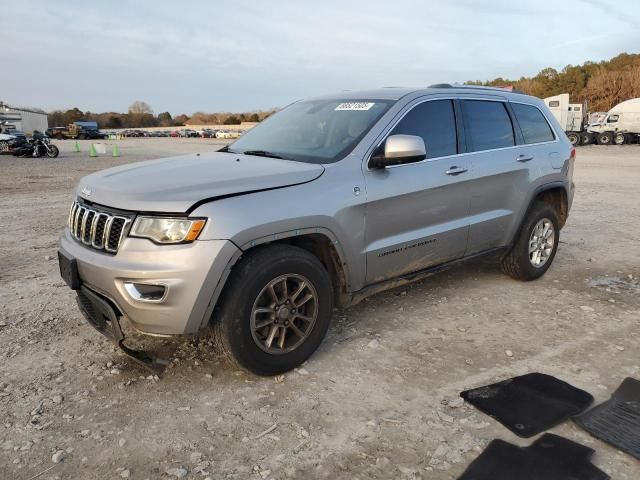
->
335;102;375;111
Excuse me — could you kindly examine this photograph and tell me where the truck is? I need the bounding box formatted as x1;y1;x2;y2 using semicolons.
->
46;123;107;140
587;98;640;145
544;94;588;146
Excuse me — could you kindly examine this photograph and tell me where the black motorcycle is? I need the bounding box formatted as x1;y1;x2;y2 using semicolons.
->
10;131;59;158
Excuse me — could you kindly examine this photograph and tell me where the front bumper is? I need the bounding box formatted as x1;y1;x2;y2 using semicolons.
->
59;227;239;335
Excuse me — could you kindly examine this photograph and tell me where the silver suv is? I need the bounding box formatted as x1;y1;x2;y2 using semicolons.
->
58;85;575;375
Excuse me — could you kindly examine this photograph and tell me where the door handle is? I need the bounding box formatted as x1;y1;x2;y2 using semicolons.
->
445;166;468;176
517;154;534;162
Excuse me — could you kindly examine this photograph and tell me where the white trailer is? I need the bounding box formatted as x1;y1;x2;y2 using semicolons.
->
544;94;586;146
587;98;640;145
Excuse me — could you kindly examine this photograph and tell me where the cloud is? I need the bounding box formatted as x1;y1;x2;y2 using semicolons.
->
1;0;637;113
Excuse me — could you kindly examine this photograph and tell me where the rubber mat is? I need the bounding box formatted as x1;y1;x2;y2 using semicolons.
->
574;377;640;459
458;433;609;480
460;372;593;437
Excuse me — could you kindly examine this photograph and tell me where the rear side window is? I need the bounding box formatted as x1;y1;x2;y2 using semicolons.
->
511;103;555;144
461;100;514;152
389;99;457;158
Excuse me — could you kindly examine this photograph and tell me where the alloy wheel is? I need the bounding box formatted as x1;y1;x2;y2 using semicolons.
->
250;274;318;354
528;218;555;268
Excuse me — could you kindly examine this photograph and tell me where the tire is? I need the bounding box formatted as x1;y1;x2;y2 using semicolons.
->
46;145;59;158
56;133;64;140
78;134;87;140
580;132;593;145
567;132;580;146
212;244;334;376
501;202;560;281
614;132;626;145
597;131;613;145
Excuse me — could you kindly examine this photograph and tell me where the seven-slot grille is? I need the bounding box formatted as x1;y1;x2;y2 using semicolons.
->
68;200;131;253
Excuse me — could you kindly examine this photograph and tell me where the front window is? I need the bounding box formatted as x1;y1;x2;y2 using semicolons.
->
607;114;619;123
226;99;394;164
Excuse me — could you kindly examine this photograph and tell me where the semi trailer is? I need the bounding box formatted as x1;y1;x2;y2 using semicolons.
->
545;94;639;145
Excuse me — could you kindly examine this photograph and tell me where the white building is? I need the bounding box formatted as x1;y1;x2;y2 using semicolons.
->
0;102;48;134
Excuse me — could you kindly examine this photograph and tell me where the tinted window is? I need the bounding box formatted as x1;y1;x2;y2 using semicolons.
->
511;103;555;144
548;100;560;107
462;100;515;151
389;100;457;158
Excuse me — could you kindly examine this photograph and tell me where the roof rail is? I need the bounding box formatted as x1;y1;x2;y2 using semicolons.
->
428;83;526;94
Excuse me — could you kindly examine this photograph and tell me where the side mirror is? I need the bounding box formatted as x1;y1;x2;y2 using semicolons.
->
369;134;426;169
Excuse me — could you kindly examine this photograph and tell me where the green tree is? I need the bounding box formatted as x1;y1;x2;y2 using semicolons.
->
157;112;174;127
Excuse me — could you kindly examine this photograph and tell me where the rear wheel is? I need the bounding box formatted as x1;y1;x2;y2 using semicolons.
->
567;132;580;146
580;132;593;145
212;245;334;376
55;133;64;140
614;132;626;145
501;202;560;281
597;131;613;145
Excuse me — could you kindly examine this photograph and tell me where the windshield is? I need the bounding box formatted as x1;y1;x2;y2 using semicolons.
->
227;99;394;164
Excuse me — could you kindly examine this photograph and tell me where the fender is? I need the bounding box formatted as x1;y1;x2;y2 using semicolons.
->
193;227;352;331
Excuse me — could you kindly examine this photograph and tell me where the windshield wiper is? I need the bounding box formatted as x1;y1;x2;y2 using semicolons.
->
218;145;235;153
241;150;286;159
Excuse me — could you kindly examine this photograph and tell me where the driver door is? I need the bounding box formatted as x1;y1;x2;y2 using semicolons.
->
363;99;472;284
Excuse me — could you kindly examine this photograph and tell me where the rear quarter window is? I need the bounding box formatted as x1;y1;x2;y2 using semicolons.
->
511;103;555;144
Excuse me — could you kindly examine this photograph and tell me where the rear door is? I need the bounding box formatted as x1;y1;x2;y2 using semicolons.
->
461;98;556;254
363;98;472;284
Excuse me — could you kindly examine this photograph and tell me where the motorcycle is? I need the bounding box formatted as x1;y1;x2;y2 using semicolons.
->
10;131;59;158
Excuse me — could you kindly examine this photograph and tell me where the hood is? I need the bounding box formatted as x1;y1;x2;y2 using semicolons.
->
76;152;324;213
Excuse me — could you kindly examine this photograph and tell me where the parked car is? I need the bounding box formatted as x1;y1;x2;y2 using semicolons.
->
215;130;231;139
58;85;575;375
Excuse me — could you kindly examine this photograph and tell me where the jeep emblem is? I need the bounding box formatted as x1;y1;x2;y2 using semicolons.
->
81;186;92;196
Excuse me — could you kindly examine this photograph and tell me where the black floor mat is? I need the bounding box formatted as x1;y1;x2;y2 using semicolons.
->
460;372;593;437
574;377;640;459
458;433;609;480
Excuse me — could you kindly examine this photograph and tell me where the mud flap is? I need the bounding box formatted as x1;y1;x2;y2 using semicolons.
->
76;286;168;375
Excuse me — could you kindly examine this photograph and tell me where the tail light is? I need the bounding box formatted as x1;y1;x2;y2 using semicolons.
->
570;147;576;159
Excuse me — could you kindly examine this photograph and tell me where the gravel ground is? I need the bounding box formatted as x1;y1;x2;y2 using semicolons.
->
1;139;639;480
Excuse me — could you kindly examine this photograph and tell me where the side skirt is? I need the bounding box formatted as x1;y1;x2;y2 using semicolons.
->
345;246;509;307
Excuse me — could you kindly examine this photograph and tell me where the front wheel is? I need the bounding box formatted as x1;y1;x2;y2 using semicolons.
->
212;245;334;376
501;202;560;281
46;145;60;158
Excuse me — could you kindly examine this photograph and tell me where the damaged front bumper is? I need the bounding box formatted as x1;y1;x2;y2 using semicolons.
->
76;284;169;374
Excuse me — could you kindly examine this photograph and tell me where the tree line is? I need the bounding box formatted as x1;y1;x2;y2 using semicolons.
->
466;52;640;111
47;101;276;129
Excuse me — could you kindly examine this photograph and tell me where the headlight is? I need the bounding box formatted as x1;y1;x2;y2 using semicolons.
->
130;217;206;244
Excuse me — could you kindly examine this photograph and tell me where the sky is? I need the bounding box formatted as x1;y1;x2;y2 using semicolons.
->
1;0;638;115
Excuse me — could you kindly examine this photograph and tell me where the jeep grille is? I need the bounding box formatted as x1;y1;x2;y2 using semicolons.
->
68;200;131;253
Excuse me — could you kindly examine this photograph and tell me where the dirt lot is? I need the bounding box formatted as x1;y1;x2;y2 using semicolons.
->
1;139;639;480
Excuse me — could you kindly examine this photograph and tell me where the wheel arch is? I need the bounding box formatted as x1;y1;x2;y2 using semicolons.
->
509;182;569;246
238;228;351;307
